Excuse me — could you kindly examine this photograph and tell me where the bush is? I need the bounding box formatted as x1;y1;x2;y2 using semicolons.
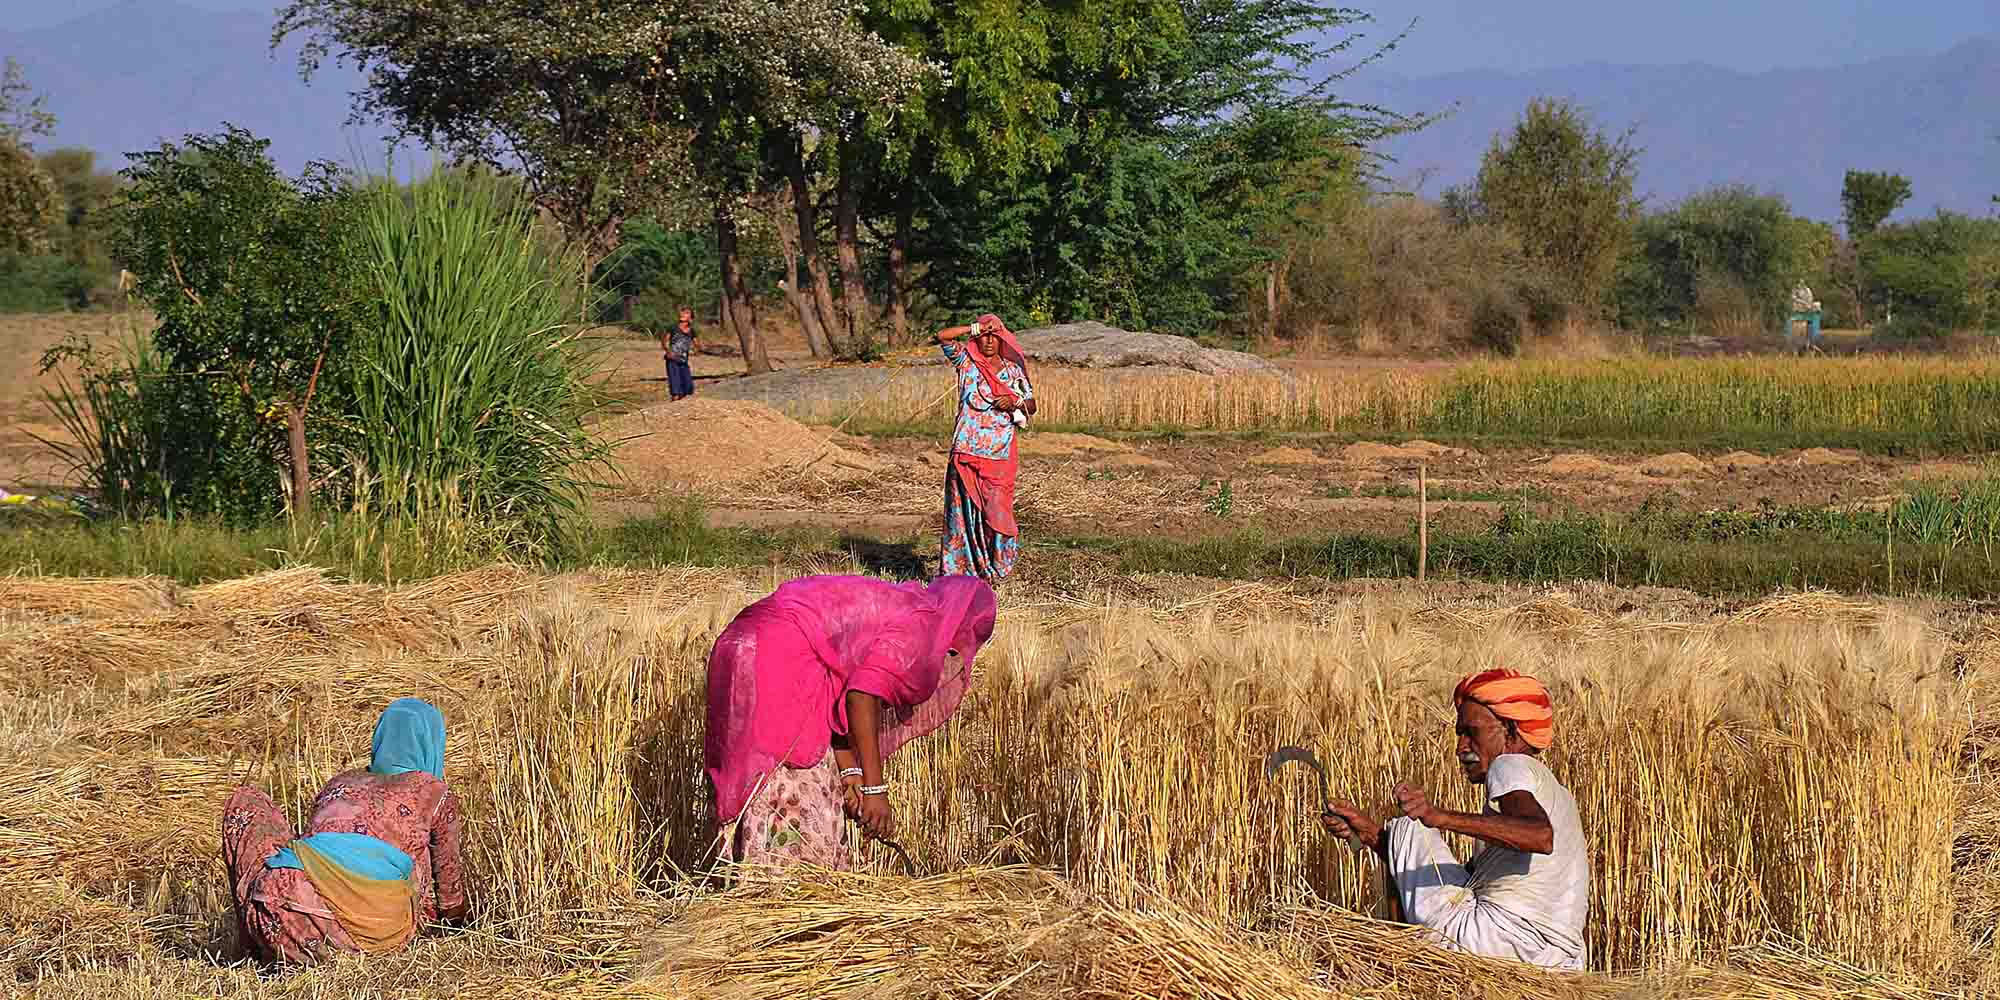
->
1456;98;1641;314
40;324;187;517
1866;211;2000;332
52;128;606;559
0;253;92;312
106;127;368;521
593;219;718;328
1276;195;1542;353
1615;186;1836;335
352;169;609;560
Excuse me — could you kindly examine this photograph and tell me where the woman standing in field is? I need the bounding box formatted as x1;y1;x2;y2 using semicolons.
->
705;574;998;869
220;698;468;965
936;314;1035;582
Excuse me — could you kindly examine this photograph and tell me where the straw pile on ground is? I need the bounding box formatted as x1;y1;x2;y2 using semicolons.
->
599;398;888;496
4;565;1996;998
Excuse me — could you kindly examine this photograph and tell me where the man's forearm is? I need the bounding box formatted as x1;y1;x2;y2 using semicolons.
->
1422;809;1553;854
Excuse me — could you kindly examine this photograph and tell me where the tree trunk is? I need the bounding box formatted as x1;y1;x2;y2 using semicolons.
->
776;191;830;358
835;135;872;356
715;199;772;374
1263;265;1279;342
888;184;913;346
284;403;311;521
787;141;845;356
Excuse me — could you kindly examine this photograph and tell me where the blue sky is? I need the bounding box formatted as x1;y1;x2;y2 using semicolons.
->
1343;0;1995;77
8;0;1994;75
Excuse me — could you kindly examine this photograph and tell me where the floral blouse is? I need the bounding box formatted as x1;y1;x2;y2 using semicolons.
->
306;769;468;925
942;340;1033;460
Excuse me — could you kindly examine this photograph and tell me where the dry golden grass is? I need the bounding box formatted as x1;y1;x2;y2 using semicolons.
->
3;566;1995;997
774;357;2000;447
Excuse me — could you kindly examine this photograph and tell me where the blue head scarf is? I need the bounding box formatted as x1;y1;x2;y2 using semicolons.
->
368;698;445;780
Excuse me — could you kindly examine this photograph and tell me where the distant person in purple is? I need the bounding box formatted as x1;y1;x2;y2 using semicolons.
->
661;307;698;401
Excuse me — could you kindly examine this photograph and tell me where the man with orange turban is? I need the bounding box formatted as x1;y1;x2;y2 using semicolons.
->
1320;669;1590;970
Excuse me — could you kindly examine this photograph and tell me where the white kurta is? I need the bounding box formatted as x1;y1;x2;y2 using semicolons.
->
1385;754;1590;970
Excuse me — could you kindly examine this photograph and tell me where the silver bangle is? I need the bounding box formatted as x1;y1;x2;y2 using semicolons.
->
859;783;889;796
839;767;864;779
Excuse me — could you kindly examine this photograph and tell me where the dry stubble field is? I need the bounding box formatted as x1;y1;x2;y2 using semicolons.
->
3;564;1998;998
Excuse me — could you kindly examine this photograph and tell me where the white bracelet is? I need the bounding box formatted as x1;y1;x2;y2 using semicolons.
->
839;767;864;779
859;783;889;796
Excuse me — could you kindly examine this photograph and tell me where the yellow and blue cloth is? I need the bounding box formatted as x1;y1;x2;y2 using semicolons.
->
264;698;446;953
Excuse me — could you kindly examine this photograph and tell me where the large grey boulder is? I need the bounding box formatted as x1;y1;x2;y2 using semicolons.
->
1013;321;1279;376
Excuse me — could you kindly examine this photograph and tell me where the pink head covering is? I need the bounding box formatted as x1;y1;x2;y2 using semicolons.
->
967;314;1030;409
704;575;998;821
974;314;1030;372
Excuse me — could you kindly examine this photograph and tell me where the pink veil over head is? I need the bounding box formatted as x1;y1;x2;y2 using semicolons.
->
705;575;999;821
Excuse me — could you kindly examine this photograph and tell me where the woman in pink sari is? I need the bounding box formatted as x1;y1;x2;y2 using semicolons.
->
705;574;998;869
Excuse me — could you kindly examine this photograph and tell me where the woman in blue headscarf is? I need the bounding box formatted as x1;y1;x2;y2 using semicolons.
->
220;698;469;964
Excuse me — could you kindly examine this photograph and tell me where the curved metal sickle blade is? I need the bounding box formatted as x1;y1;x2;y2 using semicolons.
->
1267;745;1360;850
877;837;919;877
1265;745;1331;810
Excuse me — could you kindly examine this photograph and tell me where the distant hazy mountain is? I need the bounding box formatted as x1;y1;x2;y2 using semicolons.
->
4;3;1994;223
1345;37;2000;223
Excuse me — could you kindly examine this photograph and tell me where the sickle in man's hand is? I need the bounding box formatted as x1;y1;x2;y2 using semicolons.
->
1265;746;1331;808
1265;745;1361;850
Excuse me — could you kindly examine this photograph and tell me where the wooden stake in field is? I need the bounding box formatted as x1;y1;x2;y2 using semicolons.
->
1417;465;1428;583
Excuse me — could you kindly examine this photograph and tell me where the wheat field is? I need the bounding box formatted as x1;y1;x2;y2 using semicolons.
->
779;358;2000;448
3;565;1996;998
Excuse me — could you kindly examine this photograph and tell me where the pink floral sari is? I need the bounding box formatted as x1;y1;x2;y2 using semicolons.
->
705;575;996;869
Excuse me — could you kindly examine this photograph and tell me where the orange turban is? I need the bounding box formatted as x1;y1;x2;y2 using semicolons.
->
1452;669;1554;750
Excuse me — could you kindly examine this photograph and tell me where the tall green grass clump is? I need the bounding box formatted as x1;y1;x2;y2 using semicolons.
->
39;323;181;517
351;171;608;561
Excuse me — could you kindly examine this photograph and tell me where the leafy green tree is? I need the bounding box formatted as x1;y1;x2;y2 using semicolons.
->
592;218;720;326
0;58;59;257
1865;211;2000;333
1840;170;1913;241
111;128;368;520
1461;98;1641;314
1614;186;1832;330
276;0;932;371
885;0;1396;336
1836;170;1914;325
38;149;123;298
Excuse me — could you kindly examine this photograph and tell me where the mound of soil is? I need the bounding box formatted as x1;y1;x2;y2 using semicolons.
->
1339;441;1456;465
1092;453;1174;473
1638;452;1711;477
1540;453;1625;478
1247;446;1327;467
1021;433;1131;458
1793;447;1861;467
600;398;888;495
1717;451;1770;472
1399;440;1459;457
1909;461;1984;481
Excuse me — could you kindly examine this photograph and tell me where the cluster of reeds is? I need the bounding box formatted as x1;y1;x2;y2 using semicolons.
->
1;567;1992;996
778;358;2000;448
347;171;610;562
